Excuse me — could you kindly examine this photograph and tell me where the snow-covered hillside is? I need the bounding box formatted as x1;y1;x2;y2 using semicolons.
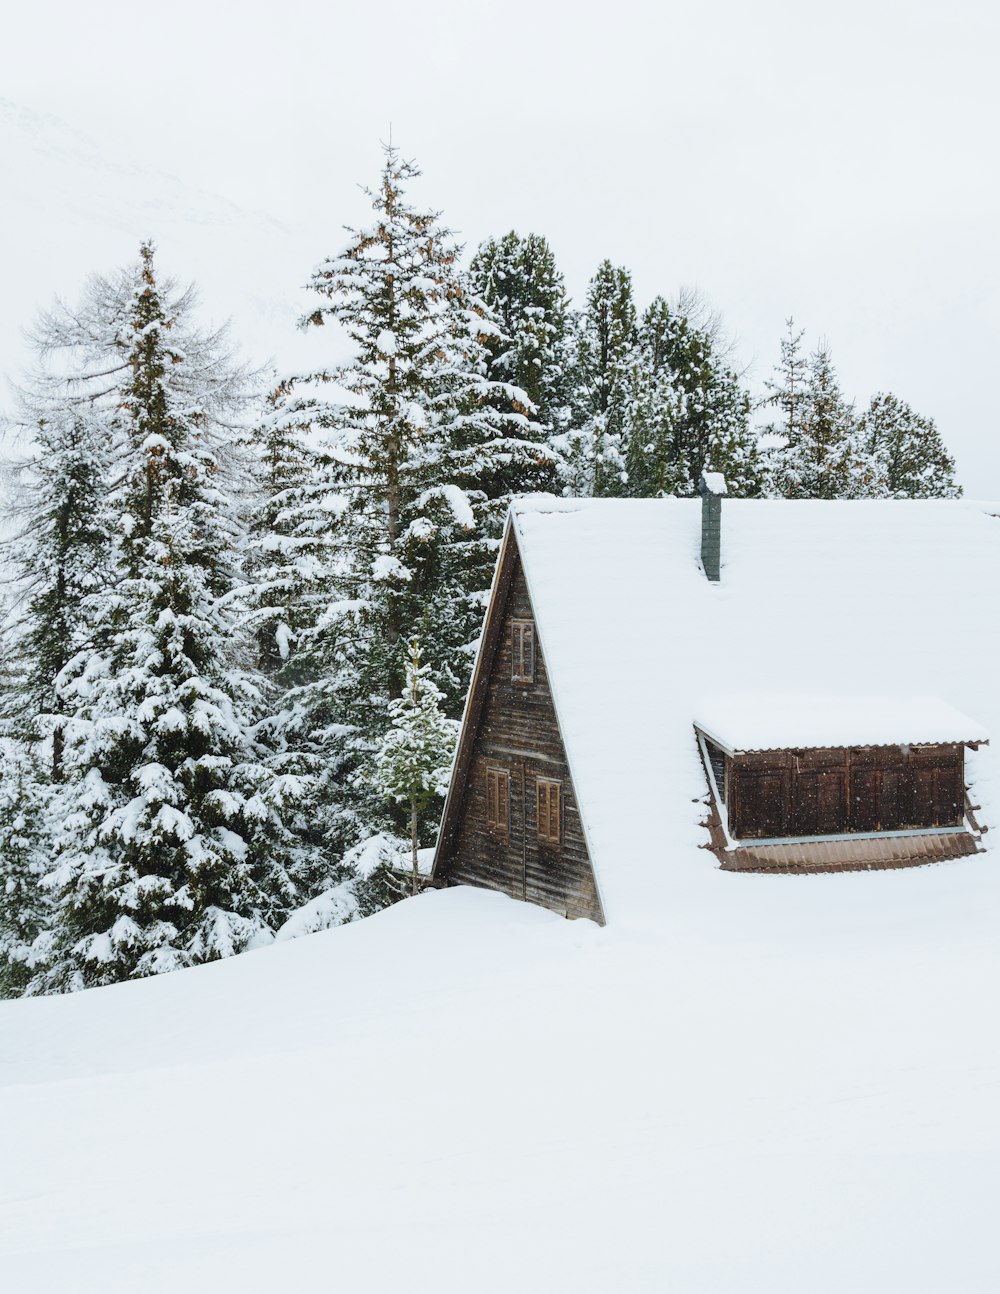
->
3;855;999;1291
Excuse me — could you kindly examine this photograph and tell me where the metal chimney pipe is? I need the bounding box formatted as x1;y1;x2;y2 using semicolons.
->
698;470;727;582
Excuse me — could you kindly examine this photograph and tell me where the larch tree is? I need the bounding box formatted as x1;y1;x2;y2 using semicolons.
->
30;244;310;992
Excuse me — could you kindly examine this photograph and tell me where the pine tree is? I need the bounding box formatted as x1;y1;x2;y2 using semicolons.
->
764;326;855;498
3;408;110;779
856;392;960;498
240;380;354;893
293;143;538;846
560;261;637;496
468;230;570;447
763;317;810;445
367;638;458;896
241;380;342;700
30;244;310;992
0;739;48;996
625;297;763;497
793;342;856;499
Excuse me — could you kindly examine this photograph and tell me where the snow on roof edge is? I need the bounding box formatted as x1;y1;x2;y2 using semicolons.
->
510;508;610;926
694;695;988;756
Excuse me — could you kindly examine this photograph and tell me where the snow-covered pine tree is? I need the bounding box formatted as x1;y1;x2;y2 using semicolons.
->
856;392;960;498
295;143;538;843
241;379;344;697
625;296;763;498
468;230;570;457
761;317;810;493
0;274;126;989
793;342;856;499
560;261;637;497
764;327;855;498
367;637;458;896
3;407;110;779
0;739;48;996
30;244;310;992
240;379;353;893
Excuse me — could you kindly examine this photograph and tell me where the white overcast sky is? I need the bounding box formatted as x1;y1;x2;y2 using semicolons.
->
3;0;998;490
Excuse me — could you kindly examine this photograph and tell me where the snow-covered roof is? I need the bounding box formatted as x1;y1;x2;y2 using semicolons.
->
510;497;1000;926
694;694;987;754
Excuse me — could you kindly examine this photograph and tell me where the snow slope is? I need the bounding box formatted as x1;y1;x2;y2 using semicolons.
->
2;859;1000;1291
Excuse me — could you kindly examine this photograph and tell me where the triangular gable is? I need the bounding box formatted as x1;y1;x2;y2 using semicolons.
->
432;518;605;924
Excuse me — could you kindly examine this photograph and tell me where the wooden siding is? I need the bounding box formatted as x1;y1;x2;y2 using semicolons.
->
729;745;967;840
700;742;984;873
433;539;603;924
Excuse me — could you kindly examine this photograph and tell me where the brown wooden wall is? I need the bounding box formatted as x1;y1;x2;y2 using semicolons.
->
728;744;966;840
435;550;603;924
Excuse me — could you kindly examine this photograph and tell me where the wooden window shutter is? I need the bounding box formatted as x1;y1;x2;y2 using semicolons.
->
511;620;535;683
487;767;510;836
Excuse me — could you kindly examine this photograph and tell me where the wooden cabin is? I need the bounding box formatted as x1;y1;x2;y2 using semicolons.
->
432;486;993;924
431;523;603;923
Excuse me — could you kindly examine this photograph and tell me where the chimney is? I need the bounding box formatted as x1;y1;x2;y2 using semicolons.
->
698;469;727;582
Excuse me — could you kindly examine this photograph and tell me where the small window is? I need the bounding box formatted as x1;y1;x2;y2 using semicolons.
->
486;767;510;836
536;778;561;846
511;619;535;684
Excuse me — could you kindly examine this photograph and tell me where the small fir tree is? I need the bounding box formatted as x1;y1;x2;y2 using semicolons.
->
368;638;458;895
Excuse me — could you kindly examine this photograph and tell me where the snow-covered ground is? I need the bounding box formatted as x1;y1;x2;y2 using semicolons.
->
3;852;999;1291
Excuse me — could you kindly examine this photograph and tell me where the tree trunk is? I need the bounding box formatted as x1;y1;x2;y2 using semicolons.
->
410;796;419;897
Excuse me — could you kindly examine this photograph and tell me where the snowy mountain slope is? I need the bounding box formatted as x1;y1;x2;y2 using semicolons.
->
2;856;1000;1292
